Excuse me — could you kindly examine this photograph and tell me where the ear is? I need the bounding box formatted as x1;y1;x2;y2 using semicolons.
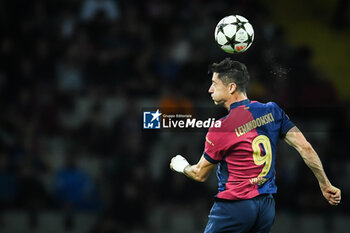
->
228;83;236;94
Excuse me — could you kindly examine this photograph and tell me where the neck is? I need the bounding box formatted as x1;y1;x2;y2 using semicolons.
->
224;92;248;111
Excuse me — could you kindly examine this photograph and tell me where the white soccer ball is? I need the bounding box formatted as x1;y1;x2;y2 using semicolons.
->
214;15;254;54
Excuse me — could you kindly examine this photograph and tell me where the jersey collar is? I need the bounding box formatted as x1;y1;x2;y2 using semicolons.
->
230;99;250;109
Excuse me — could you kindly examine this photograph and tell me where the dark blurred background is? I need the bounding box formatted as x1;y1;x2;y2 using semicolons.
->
0;0;349;233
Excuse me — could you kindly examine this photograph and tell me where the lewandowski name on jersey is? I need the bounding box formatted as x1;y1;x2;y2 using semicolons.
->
235;113;274;137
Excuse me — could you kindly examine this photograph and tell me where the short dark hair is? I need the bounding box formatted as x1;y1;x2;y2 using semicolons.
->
208;58;250;93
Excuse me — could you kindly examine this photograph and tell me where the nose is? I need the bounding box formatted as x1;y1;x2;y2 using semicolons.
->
208;85;213;94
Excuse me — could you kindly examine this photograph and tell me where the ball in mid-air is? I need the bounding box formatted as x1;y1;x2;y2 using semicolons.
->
214;15;254;54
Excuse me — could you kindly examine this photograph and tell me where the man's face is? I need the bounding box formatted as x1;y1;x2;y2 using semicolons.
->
208;73;231;106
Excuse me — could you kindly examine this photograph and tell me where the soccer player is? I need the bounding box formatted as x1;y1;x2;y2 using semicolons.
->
170;58;341;233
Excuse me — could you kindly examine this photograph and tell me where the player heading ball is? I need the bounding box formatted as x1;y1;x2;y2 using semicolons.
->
170;58;341;233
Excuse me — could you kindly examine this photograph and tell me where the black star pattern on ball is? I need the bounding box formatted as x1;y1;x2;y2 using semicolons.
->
235;18;245;30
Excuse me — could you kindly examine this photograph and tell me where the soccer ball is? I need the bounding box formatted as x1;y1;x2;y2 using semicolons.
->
214;15;254;54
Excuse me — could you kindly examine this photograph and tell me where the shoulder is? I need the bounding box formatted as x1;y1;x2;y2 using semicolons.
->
249;101;288;121
207;111;230;132
250;100;279;108
248;100;281;112
252;101;284;111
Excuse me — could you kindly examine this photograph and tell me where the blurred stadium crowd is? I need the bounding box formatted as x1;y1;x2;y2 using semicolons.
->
0;0;349;233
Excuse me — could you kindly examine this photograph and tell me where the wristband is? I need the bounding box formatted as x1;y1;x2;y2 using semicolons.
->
172;155;190;173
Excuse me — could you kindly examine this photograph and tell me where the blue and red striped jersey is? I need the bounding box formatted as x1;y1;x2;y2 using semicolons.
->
204;99;295;200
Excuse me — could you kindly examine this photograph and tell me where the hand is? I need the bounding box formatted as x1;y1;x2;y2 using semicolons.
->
170;155;190;173
321;185;341;206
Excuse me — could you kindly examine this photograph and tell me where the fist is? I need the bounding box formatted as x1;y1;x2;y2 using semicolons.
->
170;155;189;173
322;185;341;206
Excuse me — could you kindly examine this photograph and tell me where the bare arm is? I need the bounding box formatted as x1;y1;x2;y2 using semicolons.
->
170;155;216;182
284;126;341;206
